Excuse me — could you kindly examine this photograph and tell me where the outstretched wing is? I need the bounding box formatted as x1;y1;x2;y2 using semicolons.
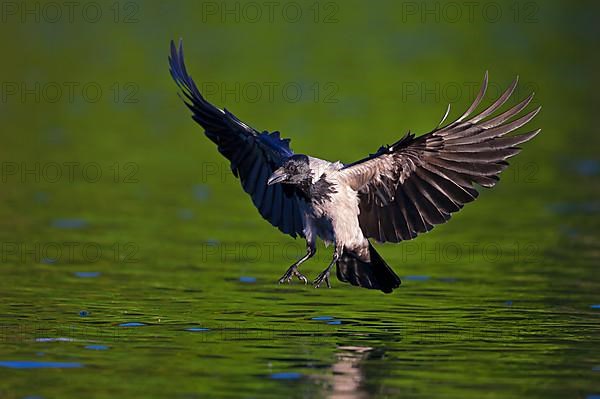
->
169;40;304;238
340;72;541;243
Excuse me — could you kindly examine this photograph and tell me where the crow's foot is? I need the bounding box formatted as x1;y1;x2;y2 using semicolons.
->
313;268;331;289
278;265;308;284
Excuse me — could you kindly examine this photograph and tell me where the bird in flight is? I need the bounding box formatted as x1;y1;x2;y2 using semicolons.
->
169;40;541;293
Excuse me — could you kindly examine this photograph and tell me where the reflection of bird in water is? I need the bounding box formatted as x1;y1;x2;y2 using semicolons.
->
170;39;540;293
328;346;373;399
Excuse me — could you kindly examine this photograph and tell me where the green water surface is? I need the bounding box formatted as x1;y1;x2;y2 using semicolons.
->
0;1;599;398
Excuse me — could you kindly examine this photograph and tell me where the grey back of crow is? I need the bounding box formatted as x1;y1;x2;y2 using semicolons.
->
169;40;541;294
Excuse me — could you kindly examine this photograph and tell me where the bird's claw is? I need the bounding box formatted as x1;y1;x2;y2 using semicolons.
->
295;271;309;284
278;266;308;285
313;270;331;289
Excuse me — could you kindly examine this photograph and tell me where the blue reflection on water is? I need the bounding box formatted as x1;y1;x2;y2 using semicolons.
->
0;361;82;369
85;345;109;350
404;275;430;281
51;219;88;229
311;316;333;321
270;372;302;380
573;159;600;176
34;191;49;204
74;272;101;278
177;208;194;220
193;184;210;201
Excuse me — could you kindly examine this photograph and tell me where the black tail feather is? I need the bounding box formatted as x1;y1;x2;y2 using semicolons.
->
336;242;401;293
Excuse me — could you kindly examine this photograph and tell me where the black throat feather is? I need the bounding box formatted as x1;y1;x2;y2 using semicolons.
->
294;174;337;205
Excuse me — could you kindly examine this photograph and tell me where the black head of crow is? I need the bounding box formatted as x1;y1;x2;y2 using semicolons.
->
169;40;541;294
267;155;313;187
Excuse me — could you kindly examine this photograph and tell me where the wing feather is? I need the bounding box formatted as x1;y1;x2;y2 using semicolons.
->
169;40;305;238
341;73;540;243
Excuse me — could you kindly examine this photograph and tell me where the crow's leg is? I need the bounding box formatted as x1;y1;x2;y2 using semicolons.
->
314;246;342;289
278;242;316;284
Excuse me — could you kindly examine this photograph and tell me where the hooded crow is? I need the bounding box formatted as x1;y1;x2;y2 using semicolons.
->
169;40;540;294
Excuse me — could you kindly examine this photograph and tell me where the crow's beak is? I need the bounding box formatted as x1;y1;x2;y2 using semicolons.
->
267;168;288;185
